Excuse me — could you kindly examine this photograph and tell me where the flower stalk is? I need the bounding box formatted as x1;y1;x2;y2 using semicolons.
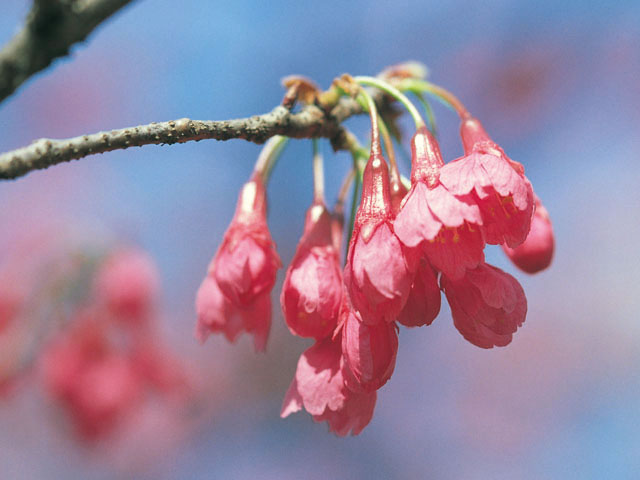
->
253;135;289;182
312;140;325;204
398;79;470;119
354;75;426;129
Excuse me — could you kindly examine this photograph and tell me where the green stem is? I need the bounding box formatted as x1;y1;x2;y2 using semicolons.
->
357;89;382;157
253;135;289;182
398;79;470;119
377;115;400;182
354;75;426;129
312;139;324;203
414;92;438;137
335;167;356;217
357;93;399;177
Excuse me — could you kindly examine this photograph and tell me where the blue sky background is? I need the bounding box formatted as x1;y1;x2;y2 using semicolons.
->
1;1;640;478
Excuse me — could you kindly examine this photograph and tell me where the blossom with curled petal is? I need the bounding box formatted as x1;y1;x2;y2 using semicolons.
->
397;258;441;328
311;387;376;437
502;195;554;273
345;152;414;325
341;306;398;393
280;203;342;340
394;126;484;280
440;263;527;349
195;274;270;352
280;335;376;436
213;175;281;306
439;117;534;248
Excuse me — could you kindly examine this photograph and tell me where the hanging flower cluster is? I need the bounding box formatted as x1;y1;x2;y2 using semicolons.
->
195;66;554;436
42;249;188;440
0;243;189;442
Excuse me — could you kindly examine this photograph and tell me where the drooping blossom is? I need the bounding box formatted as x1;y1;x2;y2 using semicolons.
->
69;353;142;439
310;387;377;437
42;300;189;441
397;258;441;328
195;274;270;352
213;175;281;306
281;203;342;339
196;173;278;350
42;319;142;439
438;117;534;248
394;126;485;280
440;263;527;349
502;195;554;273
94;248;159;325
341;306;398;393
281;335;376;436
42;316;109;401
345;152;415;325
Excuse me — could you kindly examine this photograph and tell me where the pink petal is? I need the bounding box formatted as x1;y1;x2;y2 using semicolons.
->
295;338;346;415
394;183;443;246
397;259;441;328
424;224;485;280
280;378;303;418
342;311;398;392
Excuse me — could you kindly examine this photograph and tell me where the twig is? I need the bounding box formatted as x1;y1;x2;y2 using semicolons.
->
0;0;134;104
0;94;384;180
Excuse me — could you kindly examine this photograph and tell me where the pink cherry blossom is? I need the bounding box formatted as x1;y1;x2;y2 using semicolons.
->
281;335;377;436
213;175;281;306
41;320;142;440
441;263;527;349
394;126;485;280
42;320;109;402
311;388;376;437
94;248;159;325
195;274;270;352
281;203;342;340
438;117;534;248
71;354;142;439
341;306;398;392
345;152;414;325
502;195;554;273
397;258;441;328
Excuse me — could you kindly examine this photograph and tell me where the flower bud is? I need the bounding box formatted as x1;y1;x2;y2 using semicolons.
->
281;204;342;340
397;258;441;327
213;176;281;306
345;153;414;324
341;306;398;392
502;195;554;273
441;263;527;348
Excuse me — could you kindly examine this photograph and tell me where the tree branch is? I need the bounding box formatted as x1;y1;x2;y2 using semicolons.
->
0;95;379;180
0;0;134;104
